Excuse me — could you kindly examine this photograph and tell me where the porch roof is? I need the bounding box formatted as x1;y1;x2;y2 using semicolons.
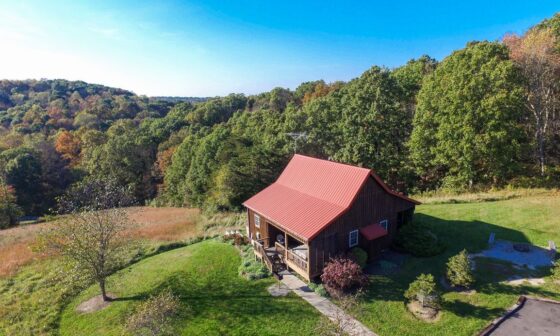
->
360;223;388;240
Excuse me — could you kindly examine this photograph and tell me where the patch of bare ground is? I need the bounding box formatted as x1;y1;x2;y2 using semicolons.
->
406;301;441;322
76;293;116;313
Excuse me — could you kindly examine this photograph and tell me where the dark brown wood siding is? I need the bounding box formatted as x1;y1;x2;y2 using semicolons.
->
246;209;271;246
309;177;415;277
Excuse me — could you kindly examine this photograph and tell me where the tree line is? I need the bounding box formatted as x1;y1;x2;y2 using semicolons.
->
0;14;559;222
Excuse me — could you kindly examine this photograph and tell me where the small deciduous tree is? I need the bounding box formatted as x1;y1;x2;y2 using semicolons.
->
446;249;475;288
404;273;440;308
40;178;136;302
125;291;181;336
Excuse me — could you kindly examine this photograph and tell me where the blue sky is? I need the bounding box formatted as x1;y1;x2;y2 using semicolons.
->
0;1;558;96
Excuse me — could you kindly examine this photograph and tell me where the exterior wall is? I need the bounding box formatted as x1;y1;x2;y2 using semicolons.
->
246;209;271;246
309;177;415;277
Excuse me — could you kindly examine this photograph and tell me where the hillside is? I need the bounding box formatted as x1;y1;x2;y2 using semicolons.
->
0;14;558;223
0;79;175;133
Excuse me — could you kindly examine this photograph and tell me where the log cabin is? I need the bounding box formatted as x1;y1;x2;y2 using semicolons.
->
243;154;419;281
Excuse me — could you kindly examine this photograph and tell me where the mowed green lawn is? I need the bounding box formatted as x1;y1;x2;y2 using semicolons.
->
354;194;560;336
59;241;321;336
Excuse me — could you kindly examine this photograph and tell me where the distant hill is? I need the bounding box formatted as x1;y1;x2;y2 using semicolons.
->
0;79;175;133
150;96;211;104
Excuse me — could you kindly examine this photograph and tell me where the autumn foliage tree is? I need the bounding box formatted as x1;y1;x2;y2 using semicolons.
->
55;130;82;167
504;27;560;175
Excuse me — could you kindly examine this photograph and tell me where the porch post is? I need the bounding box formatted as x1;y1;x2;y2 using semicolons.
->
284;231;288;259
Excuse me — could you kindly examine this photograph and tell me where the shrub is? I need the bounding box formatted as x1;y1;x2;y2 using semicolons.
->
307;282;329;297
125;291;181;336
238;245;270;280
349;247;368;268
393;222;445;257
552;261;560;280
404;273;440;308
446;249;474;288
314;284;328;297
321;257;368;296
223;232;249;246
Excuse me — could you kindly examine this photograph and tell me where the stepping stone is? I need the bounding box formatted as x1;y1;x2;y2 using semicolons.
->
267;283;290;297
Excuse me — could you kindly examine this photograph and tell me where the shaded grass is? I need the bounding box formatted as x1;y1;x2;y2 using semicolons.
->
352;193;560;336
59;241;321;336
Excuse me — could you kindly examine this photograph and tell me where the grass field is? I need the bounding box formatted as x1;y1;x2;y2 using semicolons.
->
351;193;560;336
59;241;321;336
0;207;243;335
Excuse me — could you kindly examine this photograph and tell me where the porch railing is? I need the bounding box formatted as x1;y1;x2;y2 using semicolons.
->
275;241;286;258
286;249;307;271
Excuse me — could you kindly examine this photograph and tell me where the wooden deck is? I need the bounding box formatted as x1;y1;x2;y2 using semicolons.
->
252;239;309;281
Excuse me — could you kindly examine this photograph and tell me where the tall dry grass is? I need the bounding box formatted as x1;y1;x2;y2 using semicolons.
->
0;207;240;278
413;188;560;204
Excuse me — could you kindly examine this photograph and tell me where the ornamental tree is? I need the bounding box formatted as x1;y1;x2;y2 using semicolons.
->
404;273;440;308
446;249;475;288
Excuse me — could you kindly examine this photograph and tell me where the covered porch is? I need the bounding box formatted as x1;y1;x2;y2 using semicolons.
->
252;221;310;280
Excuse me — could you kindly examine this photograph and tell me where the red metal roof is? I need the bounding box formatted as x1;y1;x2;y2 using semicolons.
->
243;154;418;241
360;223;388;240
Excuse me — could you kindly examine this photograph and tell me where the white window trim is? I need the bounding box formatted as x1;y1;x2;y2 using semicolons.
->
254;214;261;228
349;229;359;248
380;219;389;231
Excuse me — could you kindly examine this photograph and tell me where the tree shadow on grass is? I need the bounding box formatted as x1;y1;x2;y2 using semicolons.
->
362;213;557;320
144;270;321;333
413;213;532;254
441;299;505;320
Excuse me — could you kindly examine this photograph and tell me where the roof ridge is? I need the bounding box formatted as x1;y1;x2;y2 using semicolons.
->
273;181;346;210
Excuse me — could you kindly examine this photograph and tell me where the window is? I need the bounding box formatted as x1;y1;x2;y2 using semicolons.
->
254;214;261;228
256;232;261;240
380;219;389;231
349;230;359;247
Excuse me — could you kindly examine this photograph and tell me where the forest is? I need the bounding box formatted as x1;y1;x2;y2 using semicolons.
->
0;14;558;223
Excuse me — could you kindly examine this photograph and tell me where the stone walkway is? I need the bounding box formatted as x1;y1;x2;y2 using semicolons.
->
280;272;377;336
